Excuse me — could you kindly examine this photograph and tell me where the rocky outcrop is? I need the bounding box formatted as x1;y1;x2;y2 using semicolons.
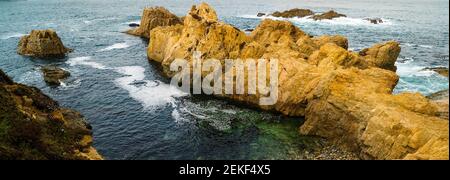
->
364;18;384;24
423;67;449;77
41;66;70;86
126;7;182;39
270;8;314;18
17;29;72;58
257;13;266;17
359;41;401;71
311;35;348;50
311;10;346;20
0;69;102;160
146;3;449;160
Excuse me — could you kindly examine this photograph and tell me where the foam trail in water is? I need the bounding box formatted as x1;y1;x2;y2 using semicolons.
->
0;32;26;40
67;56;108;70
401;43;433;49
98;42;131;52
114;66;188;109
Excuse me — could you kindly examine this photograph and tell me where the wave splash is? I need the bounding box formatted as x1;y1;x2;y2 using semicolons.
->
114;66;188;109
240;14;393;27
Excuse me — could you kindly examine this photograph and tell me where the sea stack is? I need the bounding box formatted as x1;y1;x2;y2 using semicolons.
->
0;69;102;160
17;29;72;58
126;7;182;39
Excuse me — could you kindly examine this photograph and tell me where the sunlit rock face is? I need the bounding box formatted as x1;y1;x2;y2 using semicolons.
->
126;7;182;39
17;29;72;58
146;3;449;160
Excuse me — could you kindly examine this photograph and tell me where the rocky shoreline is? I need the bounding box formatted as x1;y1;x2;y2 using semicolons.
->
0;69;102;160
133;3;448;160
1;3;447;160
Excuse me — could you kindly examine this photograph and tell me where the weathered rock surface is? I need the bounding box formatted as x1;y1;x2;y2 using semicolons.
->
17;29;72;58
270;8;314;18
0;69;102;160
126;7;182;39
359;41;401;71
41;66;70;86
147;3;449;160
311;10;346;20
423;67;449;77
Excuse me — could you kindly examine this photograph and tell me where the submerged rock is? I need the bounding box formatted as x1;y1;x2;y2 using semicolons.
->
0;69;102;160
147;3;449;160
41;65;71;86
423;67;449;77
126;7;182;39
270;8;314;18
364;18;384;24
17;29;72;58
311;10;346;20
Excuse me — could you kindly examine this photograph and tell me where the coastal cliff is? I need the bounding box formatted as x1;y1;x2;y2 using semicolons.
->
144;3;449;160
0;69;102;160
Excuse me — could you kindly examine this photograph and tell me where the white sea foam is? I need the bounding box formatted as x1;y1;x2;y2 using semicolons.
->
98;42;132;52
240;15;392;27
67;56;108;69
126;20;140;25
396;59;435;77
114;66;188;109
0;32;26;40
401;43;433;49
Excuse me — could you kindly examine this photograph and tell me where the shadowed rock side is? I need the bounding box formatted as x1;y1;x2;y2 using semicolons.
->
427;90;449;120
0;69;102;160
147;3;449;160
126;7;182;39
17;29;72;58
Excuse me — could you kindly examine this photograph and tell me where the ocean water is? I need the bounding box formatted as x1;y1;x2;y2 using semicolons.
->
0;0;448;159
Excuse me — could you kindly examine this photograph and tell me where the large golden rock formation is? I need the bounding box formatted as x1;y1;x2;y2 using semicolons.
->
17;29;72;58
126;7;182;39
0;69;102;160
146;3;449;160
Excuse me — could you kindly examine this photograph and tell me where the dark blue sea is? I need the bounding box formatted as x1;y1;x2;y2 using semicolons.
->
0;0;448;159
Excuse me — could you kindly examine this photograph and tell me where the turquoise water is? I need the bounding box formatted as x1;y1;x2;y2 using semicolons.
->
0;0;448;159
